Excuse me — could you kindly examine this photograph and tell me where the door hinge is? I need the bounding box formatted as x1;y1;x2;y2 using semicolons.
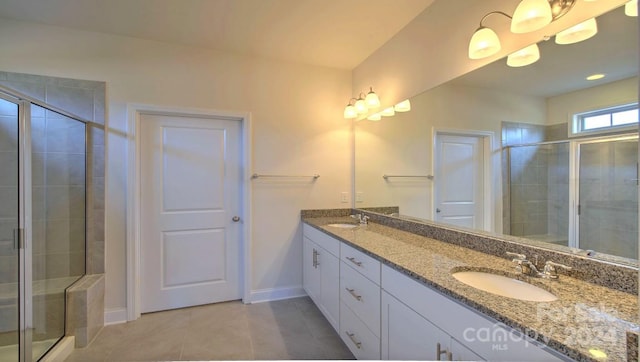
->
577;204;581;216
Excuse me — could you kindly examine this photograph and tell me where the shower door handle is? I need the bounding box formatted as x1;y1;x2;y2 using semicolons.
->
13;228;24;249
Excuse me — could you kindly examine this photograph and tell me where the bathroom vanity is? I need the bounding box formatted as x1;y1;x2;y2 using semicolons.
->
301;209;639;361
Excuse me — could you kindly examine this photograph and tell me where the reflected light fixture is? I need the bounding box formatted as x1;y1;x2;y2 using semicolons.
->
394;99;411;112
381;107;395;117
626;0;638;16
586;73;605;81
511;0;552;33
343;99;358;119
507;43;540;67
555;17;597;44
367;113;382;121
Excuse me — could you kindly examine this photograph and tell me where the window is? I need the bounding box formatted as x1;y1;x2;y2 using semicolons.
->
572;103;638;136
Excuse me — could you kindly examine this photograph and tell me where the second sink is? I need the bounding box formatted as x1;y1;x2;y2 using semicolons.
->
452;271;557;302
326;223;359;229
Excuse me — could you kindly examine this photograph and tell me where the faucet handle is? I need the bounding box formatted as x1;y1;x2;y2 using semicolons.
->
542;260;572;279
361;215;370;224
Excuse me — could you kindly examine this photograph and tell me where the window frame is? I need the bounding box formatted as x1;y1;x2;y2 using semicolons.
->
570;103;638;137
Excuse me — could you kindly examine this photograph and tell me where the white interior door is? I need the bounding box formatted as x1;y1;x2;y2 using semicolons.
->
140;113;242;313
434;134;484;229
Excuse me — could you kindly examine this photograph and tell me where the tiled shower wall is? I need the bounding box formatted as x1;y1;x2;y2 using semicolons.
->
0;72;105;274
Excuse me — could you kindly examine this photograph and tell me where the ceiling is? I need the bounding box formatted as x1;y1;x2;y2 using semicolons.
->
450;4;638;98
0;0;435;70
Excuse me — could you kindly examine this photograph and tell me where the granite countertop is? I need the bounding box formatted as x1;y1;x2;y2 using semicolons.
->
302;216;640;362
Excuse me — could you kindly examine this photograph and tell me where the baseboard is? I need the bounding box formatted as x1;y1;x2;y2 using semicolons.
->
104;307;128;325
40;336;74;362
249;286;307;304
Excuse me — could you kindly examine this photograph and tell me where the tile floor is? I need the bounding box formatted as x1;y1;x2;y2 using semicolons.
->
64;297;354;361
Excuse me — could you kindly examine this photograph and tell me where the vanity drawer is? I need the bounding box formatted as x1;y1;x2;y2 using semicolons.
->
341;242;381;284
340;259;381;336
303;223;339;257
340;301;381;360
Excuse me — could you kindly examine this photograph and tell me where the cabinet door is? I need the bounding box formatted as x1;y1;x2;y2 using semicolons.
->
450;339;483;361
382;292;450;360
319;250;340;330
303;237;320;302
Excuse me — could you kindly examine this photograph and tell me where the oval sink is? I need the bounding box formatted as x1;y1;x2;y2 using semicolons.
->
326;223;359;229
452;271;557;302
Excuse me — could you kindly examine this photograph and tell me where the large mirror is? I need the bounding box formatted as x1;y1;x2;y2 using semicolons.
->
354;3;639;266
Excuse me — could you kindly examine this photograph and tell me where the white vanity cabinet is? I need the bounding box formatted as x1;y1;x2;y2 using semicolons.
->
339;242;382;359
302;224;340;330
382;291;481;361
381;265;569;362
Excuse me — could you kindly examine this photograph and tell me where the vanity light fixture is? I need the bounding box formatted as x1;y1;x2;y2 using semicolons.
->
367;113;382;121
394;99;411;112
507;43;540;67
511;0;553;33
381;107;395;117
626;0;638;16
364;87;381;108
354;94;368;114
554;17;598;44
343;99;358;119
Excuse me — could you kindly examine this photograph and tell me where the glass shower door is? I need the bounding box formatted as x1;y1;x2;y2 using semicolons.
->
0;96;20;361
578;136;639;259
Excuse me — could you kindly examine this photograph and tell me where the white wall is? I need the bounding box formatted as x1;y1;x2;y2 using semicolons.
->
0;19;352;313
352;0;629;110
355;83;546;232
547;76;639;126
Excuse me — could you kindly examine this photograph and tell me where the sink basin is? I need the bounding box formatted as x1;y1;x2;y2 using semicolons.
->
326;223;359;229
452;271;557;302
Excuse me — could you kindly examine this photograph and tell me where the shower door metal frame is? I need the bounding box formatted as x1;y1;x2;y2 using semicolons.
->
572;133;639;251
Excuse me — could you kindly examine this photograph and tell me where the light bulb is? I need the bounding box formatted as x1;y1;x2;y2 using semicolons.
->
394;100;411;112
381;107;395;117
626;0;638;16
343;104;357;119
468;27;501;59
365;87;380;108
507;43;540;67
511;0;552;33
555;18;597;45
354;97;368;114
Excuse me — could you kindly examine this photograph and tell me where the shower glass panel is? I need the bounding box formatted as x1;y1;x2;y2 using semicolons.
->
578;137;638;259
31;104;86;361
0;97;19;362
508;142;570;245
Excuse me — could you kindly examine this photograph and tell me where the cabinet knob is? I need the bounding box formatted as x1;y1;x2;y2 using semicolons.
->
232;216;241;222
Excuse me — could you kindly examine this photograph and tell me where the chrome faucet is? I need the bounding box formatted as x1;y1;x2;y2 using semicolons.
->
350;213;369;225
507;252;540;276
541;261;572;279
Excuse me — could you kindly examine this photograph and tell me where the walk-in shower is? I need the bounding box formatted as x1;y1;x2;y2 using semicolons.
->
505;134;638;260
0;89;87;361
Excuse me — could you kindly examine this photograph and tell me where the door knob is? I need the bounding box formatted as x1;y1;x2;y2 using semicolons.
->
232;216;241;222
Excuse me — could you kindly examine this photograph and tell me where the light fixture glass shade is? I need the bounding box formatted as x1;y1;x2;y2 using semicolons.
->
626;0;638;16
468;27;501;59
510;0;552;33
555;18;597;44
365;88;381;108
367;113;382;121
354;98;368;114
394;100;411;112
507;43;540;67
381;107;395;117
343;104;357;119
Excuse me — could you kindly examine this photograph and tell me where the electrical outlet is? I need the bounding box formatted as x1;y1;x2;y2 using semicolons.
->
356;192;364;203
340;192;349;203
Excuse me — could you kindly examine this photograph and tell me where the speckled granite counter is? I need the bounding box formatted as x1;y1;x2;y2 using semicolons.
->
302;215;639;362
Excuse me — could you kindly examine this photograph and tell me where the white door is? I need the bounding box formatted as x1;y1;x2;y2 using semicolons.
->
140;113;242;313
434;134;484;229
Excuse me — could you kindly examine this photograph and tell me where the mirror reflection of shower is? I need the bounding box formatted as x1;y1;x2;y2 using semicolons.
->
505;134;638;260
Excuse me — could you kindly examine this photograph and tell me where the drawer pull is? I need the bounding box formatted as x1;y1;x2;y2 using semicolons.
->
436;342;452;361
345;287;363;301
345;332;362;349
313;249;320;268
346;257;363;267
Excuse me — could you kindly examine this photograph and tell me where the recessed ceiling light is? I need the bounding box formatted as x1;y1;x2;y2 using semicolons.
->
586;73;606;81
